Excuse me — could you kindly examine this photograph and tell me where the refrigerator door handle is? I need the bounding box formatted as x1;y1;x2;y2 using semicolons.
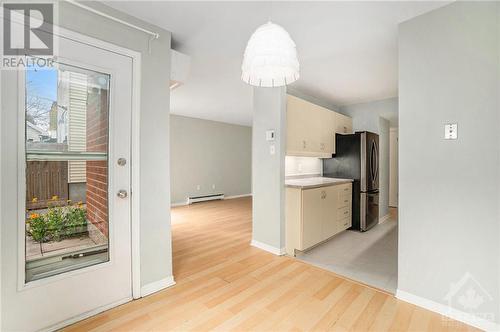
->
360;132;367;192
370;139;379;182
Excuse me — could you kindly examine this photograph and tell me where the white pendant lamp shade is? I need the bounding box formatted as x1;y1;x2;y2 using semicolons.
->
241;22;299;87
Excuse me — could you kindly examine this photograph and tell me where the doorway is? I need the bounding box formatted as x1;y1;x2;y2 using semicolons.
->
1;27;138;331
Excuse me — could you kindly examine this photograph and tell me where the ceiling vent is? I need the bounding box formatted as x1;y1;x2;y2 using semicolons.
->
170;49;190;90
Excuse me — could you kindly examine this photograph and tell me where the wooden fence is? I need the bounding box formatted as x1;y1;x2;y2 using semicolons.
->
26;161;69;210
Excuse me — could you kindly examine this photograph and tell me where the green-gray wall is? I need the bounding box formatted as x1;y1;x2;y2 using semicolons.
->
252;87;287;251
170;115;252;204
398;1;499;328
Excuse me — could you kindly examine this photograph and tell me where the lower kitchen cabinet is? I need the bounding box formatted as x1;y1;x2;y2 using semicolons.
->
286;183;352;256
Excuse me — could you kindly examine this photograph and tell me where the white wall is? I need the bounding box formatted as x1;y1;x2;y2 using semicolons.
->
389;128;398;207
252;87;286;252
398;1;499;328
285;156;322;177
340;97;398;130
170;115;251;204
378;118;390;219
340;97;398;219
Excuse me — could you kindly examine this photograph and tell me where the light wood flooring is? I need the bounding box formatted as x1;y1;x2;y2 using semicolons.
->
65;197;477;331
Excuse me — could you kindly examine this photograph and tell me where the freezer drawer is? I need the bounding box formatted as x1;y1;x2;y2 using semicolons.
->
360;191;379;231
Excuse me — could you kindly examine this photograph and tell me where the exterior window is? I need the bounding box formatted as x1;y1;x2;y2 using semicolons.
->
25;63;110;282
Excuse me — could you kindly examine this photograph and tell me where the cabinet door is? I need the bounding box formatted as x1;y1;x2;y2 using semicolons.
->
301;188;324;249
287;95;318;154
322;185;338;239
335;113;353;134
320;109;335;155
287;95;307;154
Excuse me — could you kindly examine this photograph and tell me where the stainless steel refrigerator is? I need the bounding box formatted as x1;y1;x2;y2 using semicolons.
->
323;131;379;231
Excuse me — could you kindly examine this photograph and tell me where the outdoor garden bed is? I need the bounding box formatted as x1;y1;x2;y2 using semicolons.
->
26;200;89;258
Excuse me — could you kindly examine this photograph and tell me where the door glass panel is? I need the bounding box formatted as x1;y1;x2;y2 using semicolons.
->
25;62;110;282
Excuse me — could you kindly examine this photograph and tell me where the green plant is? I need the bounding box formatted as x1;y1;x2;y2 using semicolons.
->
27;213;47;254
46;206;65;241
65;204;87;237
27;203;88;245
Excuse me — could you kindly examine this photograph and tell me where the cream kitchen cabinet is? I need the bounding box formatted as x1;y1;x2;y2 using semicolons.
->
286;181;353;256
335;112;353;135
286;95;320;155
286;94;352;158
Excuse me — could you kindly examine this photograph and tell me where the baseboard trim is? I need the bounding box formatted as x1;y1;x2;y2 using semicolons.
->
41;297;132;332
379;213;391;224
225;193;252;200
171;194;251;207
141;276;176;297
251;239;285;256
396;289;499;331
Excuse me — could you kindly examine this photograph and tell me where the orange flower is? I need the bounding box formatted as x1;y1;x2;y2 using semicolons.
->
29;213;40;220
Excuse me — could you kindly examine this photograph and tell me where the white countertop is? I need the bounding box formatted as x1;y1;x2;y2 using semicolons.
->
285;177;353;189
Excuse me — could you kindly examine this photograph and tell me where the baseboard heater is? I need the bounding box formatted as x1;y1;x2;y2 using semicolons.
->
188;193;224;204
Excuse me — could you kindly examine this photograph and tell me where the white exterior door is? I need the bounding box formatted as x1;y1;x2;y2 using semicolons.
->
1;31;134;331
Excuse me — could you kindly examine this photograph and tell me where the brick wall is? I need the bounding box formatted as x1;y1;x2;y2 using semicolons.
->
86;78;109;239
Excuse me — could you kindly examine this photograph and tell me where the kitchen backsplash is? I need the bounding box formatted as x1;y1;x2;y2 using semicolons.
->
285;156;323;177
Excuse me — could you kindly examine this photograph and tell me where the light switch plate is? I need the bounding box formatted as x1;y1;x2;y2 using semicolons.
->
266;130;275;141
444;123;458;140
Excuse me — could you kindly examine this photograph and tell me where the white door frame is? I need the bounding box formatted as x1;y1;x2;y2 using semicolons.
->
2;25;143;301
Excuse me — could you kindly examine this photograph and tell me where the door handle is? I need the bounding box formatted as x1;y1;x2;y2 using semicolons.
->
117;190;128;199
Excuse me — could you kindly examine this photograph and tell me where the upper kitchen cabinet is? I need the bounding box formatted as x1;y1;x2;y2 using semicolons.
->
286;95;320;155
335;112;353;135
286;95;351;158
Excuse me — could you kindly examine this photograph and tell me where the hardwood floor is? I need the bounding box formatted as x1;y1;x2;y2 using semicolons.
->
65;197;477;331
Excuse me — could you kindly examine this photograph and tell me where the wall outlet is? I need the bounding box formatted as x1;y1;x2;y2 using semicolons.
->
269;144;276;155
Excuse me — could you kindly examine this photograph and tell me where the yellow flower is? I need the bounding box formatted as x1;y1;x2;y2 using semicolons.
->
51;195;59;201
77;201;83;207
32;197;38;203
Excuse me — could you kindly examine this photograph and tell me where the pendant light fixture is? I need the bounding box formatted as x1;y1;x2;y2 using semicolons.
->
241;21;299;87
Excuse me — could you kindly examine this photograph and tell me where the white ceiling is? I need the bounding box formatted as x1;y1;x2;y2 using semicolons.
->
106;1;448;126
